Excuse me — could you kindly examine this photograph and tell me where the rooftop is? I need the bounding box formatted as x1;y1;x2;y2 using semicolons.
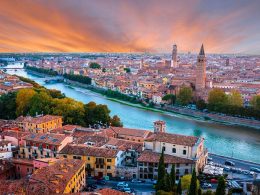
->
23;133;68;145
145;132;199;147
60;144;119;158
137;150;194;164
28;159;85;194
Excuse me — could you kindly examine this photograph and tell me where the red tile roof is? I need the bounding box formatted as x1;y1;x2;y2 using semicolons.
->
27;159;85;194
16;115;62;124
96;188;129;195
109;127;151;138
0;179;26;194
137;150;194;164
59;144;118;158
145;132;199;147
23;133;68;146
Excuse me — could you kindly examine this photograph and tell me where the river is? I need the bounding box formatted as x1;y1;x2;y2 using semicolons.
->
5;63;260;163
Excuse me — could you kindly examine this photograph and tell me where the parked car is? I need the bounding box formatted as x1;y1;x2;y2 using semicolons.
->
207;157;213;162
225;161;235;166
210;178;218;183
201;183;212;189
121;188;132;193
131;179;142;183
224;166;231;172
250;167;260;173
117;182;128;188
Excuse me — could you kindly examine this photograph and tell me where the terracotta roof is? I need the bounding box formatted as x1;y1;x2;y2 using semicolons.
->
145;132;199;147
137;150;194;164
27;159;85;194
16;115;62;124
59;144;118;158
0;140;10;147
50;125;80;134
96;188;129;195
1;130;29;139
0;179;26;194
11;158;34;166
77;135;108;147
109;127;151;138
105;137;143;153
23;133;68;146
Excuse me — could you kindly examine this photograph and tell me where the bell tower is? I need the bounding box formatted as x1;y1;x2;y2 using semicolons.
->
196;44;206;90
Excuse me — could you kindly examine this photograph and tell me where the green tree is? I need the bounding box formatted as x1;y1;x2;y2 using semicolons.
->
162;94;176;105
202;190;213;195
16;88;36;116
0;92;17;119
215;176;226;195
208;89;228;111
228;90;243;107
156;190;172;195
177;86;193;106
170;164;176;192
28;91;52;116
110;115;123;127
165;173;171;192
188;168;198;195
48;89;65;99
250;95;260;110
124;67;131;73
196;99;207;110
156;149;166;191
198;188;202;195
177;179;182;195
89;62;101;69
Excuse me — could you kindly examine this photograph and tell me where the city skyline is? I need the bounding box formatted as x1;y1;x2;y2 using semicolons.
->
0;0;260;54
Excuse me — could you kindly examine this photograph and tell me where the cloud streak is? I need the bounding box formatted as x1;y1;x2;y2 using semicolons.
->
0;0;259;54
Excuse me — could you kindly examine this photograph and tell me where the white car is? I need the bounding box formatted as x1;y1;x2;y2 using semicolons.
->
117;182;128;188
202;183;212;189
131;179;142;183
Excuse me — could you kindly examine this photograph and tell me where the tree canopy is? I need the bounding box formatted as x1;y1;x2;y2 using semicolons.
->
177;86;193;106
89;62;101;69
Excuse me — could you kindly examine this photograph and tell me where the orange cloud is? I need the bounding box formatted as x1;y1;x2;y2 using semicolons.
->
0;0;259;54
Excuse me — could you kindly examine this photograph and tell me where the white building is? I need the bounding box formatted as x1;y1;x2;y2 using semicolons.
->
0;140;13;159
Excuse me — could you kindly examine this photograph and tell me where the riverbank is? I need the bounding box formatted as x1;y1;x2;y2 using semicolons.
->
64;79;260;129
22;69;260;129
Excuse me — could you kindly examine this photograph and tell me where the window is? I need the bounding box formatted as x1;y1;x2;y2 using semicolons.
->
107;166;111;169
87;157;90;160
183;150;187;155
100;165;104;169
46;145;49;149
162;146;166;151
185;169;189;174
172;148;176;153
107;159;112;162
63;155;67;158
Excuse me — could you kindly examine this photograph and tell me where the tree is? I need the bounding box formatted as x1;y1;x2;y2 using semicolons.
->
228;90;243;107
124;67;131;73
0;92;17;119
196;99;207;110
215;176;226;195
16;88;36;116
250;95;260;110
162;94;176;105
156;149;166;191
208;89;228;111
177;178;182;195
89;62;101;69
177;86;193;106
156;190;172;195
165;173;171;192
110;115;123;127
170;164;176;192
188;168;198;195
198;188;202;195
28;91;52;116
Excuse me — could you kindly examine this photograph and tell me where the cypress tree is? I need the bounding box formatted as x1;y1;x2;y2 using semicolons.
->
216;176;226;195
156;149;166;191
170;164;176;192
198;188;202;195
188;168;197;195
177;179;182;195
165;173;171;192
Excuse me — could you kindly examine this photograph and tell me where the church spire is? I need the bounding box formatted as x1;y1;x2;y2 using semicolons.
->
199;44;205;55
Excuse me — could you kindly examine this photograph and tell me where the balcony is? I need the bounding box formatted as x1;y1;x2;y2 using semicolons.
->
95;160;105;165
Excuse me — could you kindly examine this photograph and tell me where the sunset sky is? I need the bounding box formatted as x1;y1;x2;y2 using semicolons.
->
0;0;260;54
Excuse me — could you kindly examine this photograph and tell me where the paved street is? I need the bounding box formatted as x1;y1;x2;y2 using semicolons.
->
87;178;155;194
209;153;260;171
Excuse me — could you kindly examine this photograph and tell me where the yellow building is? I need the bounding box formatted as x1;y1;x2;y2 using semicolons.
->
28;159;85;194
16;115;62;133
59;144;123;178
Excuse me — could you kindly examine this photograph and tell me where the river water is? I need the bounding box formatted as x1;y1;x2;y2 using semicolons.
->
5;63;260;163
